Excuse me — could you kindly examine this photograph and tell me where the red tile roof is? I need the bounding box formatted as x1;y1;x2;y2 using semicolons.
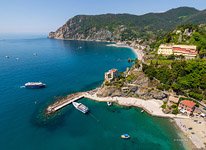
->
180;100;196;108
172;47;198;55
110;69;117;73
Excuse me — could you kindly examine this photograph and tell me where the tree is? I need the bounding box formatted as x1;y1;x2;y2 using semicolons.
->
167;54;175;60
172;108;179;114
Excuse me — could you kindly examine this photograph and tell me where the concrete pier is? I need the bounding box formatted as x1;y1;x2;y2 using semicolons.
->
46;88;99;114
46;92;85;114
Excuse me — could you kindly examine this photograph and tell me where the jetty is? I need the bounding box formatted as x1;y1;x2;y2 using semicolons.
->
46;88;99;114
46;92;85;114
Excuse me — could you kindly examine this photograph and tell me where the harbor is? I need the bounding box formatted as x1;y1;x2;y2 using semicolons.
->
46;89;189;119
45;89;205;149
46;92;85;114
46;88;98;114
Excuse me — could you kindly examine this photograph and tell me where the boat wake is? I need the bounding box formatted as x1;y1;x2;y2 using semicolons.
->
89;113;100;122
20;86;25;88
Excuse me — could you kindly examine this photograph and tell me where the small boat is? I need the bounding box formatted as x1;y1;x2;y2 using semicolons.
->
107;102;112;106
141;110;144;113
72;102;89;114
121;134;130;139
25;82;46;89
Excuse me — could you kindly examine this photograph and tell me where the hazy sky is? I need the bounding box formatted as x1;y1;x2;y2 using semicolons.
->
0;0;206;33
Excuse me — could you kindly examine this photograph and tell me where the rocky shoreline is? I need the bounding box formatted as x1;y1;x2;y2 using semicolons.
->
45;38;205;149
85;90;206;149
84;92;188;119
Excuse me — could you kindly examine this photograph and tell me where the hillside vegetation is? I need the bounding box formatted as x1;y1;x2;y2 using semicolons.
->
142;59;206;101
141;22;206;101
152;24;206;58
49;7;206;101
49;7;206;41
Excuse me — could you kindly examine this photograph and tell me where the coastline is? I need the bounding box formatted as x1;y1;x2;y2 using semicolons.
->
84;92;189;119
173;117;206;149
171;119;197;150
84;92;206;149
106;43;144;60
105;42;206;149
46;39;205;149
50;37;144;61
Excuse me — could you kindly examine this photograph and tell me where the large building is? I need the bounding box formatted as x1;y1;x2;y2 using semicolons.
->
105;69;118;82
178;100;196;115
172;45;197;59
157;44;173;55
157;44;197;59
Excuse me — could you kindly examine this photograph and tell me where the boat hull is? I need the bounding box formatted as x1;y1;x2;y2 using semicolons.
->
76;107;89;114
25;84;46;89
72;102;89;114
107;102;112;106
121;134;130;139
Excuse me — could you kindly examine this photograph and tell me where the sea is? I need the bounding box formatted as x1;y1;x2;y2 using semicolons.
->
0;34;186;150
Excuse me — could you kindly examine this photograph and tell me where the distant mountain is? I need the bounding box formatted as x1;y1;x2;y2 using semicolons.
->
49;7;206;41
183;9;206;24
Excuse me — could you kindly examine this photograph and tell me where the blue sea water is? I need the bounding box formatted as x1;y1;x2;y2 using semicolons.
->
0;35;185;150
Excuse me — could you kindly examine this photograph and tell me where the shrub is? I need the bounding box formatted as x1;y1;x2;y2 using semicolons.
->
167;54;175;60
104;81;110;86
189;92;203;101
171;104;177;108
172;108;179;114
161;103;167;109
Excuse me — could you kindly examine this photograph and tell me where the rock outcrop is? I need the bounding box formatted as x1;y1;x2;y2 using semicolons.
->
48;15;120;41
96;70;168;100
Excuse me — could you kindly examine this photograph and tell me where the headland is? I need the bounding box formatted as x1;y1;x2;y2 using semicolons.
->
46;39;206;149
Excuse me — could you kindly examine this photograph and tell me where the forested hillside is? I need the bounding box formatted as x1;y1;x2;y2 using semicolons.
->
143;59;206;101
49;7;206;41
152;24;206;58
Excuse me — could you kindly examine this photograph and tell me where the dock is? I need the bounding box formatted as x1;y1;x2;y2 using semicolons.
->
46;92;85;114
46;88;99;114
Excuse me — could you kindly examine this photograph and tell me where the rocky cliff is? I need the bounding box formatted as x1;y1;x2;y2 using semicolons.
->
96;66;168;100
48;15;124;41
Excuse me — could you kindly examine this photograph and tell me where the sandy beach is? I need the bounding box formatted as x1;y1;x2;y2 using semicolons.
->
105;43;206;149
46;87;205;149
84;92;189;119
174;117;206;149
106;43;144;61
84;92;206;149
46;40;205;149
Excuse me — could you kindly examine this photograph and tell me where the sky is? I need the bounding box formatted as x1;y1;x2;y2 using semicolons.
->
0;0;206;33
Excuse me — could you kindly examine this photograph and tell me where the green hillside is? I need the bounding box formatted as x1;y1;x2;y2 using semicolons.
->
49;7;206;41
151;24;206;58
142;59;206;101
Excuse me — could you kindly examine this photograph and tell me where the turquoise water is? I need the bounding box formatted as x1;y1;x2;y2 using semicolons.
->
0;35;185;150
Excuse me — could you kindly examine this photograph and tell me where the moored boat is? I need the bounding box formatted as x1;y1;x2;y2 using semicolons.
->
121;134;130;139
107;102;112;106
72;102;89;114
25;82;46;89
